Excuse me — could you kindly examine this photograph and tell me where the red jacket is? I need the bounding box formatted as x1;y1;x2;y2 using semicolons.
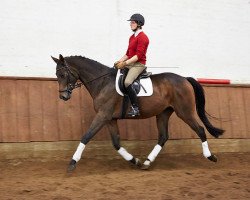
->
126;32;149;65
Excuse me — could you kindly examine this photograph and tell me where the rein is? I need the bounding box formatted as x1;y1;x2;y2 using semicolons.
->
57;65;112;93
85;71;112;84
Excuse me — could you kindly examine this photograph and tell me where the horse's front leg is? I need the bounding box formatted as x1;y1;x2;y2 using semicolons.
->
68;112;109;172
107;120;142;167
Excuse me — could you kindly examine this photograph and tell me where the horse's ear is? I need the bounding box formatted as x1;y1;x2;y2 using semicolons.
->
51;56;59;64
59;54;65;62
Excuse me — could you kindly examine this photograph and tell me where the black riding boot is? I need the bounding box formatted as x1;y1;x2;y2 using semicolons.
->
126;85;140;117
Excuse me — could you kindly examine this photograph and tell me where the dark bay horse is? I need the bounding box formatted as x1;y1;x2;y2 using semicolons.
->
51;54;224;172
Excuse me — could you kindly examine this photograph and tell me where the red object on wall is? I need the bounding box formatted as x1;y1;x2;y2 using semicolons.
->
197;78;230;84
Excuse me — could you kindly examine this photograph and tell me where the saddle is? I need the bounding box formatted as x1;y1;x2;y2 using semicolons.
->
118;68;152;95
115;68;153;118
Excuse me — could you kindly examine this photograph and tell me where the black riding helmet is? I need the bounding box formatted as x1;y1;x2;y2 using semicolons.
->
127;13;145;26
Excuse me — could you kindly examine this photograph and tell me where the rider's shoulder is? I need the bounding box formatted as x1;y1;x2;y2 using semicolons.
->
138;32;149;41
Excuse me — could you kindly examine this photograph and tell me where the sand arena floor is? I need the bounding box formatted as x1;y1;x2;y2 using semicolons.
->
0;152;249;200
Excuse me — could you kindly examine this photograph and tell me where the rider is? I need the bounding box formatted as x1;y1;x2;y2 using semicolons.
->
115;13;149;117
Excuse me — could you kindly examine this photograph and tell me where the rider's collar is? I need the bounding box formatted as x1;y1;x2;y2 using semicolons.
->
134;29;143;37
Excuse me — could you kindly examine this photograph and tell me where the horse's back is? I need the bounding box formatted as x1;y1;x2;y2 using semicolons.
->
150;72;194;103
151;72;187;85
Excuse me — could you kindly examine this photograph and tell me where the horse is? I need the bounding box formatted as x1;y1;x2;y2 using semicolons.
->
51;54;224;172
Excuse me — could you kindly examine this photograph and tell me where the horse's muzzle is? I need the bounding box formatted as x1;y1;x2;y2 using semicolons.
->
59;92;71;101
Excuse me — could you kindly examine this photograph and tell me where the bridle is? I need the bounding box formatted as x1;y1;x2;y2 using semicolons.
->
57;63;112;94
57;64;82;94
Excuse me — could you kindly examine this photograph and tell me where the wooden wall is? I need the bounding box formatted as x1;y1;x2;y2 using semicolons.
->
0;77;249;142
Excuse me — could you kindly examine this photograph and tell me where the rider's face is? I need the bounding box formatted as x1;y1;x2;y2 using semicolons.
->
130;21;138;31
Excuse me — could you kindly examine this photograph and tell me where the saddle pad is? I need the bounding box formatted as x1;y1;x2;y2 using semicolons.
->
115;69;153;96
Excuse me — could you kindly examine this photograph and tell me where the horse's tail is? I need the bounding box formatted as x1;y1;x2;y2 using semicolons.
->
186;77;224;138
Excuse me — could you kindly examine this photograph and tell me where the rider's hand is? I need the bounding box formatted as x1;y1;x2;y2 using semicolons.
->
115;61;127;69
114;61;120;68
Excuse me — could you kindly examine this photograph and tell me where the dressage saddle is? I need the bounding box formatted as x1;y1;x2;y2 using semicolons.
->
118;68;152;94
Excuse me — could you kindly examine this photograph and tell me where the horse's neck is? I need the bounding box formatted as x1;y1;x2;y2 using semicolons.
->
67;57;111;98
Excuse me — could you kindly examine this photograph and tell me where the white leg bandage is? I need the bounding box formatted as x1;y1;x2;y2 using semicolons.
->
118;147;133;161
202;141;211;158
72;143;85;162
147;144;162;162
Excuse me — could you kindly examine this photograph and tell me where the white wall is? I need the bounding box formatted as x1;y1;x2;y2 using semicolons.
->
0;0;250;81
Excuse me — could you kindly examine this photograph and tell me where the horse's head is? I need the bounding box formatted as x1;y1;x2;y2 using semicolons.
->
51;54;79;101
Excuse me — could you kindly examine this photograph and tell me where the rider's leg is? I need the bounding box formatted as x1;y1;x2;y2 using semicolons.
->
124;62;146;88
124;62;146;116
126;85;140;116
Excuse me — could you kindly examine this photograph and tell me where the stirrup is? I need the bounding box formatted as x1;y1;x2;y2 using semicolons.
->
128;106;140;117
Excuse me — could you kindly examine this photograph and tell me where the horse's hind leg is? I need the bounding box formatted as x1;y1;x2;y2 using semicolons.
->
141;107;174;170
176;110;217;162
107;120;142;167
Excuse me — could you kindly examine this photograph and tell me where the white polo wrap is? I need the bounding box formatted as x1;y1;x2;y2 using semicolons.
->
118;147;133;161
202;141;211;158
147;144;162;162
72;142;85;162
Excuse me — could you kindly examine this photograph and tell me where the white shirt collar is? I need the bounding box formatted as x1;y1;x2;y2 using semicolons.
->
134;29;143;37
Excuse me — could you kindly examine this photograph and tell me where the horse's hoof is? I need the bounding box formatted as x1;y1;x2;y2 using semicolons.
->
135;158;142;168
207;154;217;162
141;164;150;170
67;159;77;172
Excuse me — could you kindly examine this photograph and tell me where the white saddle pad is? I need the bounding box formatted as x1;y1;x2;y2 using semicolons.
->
115;69;153;96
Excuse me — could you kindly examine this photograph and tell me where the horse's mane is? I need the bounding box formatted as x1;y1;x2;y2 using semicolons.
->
65;55;117;75
65;55;109;69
